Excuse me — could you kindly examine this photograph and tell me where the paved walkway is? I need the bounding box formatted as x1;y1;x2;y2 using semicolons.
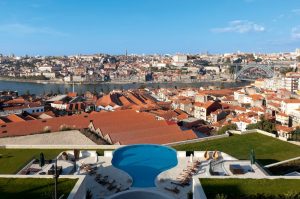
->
0;130;97;145
89;157;132;199
19;150;271;199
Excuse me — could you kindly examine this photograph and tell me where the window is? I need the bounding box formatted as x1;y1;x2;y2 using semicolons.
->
32;110;35;113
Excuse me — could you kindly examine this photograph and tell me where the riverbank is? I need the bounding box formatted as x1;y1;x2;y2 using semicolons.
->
0;79;251;95
0;76;240;85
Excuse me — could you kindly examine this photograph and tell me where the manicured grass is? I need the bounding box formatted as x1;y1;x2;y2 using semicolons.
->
174;133;300;165
0;149;64;174
200;178;300;199
0;149;107;174
0;178;77;199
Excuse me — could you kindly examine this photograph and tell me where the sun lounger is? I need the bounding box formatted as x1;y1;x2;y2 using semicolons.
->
171;181;190;187
175;179;190;187
164;186;180;194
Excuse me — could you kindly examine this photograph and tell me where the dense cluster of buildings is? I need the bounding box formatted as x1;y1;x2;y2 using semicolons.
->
1;74;300;144
0;49;299;83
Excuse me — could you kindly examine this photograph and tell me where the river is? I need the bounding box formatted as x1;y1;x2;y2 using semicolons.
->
0;80;250;95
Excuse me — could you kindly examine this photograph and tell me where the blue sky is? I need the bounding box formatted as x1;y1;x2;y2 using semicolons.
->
0;0;300;55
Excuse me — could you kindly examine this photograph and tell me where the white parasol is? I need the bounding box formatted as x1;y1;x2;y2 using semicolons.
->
190;154;194;163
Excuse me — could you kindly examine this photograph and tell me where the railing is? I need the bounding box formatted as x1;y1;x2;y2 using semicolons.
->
164;134;229;147
264;156;300;168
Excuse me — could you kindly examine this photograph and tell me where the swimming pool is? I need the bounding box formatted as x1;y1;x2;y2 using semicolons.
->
112;144;178;187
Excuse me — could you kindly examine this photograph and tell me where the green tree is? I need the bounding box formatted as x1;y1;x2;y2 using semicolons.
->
247;115;276;134
215;124;237;135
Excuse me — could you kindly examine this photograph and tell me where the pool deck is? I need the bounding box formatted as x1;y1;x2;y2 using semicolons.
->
82;157;132;199
19;150;269;199
156;151;268;198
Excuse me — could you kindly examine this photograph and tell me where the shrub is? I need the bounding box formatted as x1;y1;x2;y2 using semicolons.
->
215;194;227;199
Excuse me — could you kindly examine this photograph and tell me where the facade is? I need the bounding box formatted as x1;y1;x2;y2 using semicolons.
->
276;125;294;141
281;99;300;114
276;112;289;126
172;55;187;67
281;77;300;93
194;101;220;121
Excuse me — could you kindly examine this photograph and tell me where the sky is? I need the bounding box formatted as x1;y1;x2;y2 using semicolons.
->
0;0;300;55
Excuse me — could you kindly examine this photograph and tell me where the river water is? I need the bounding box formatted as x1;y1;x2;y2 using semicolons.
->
0;80;250;95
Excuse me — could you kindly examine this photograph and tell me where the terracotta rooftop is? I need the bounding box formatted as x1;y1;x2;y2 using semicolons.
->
249;94;264;101
6;114;25;123
283;99;300;104
67;92;77;98
276;125;294;133
4;98;25;105
0;119;5;125
276;112;289;117
0;110;198;144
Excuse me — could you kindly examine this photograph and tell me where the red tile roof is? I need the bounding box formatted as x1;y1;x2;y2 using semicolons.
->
0;119;5;125
283;99;300;104
276;125;294;133
67;92;77;98
0;110;198;144
6;114;25;123
96;95;116;107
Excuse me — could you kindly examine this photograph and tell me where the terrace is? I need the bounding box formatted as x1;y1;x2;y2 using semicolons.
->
0;133;299;198
200;178;300;199
0;177;78;199
173;133;300;166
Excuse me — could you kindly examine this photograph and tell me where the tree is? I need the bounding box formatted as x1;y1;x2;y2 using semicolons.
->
215;124;237;135
246;115;276;134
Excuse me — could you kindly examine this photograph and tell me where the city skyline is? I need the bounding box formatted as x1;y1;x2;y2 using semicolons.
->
0;0;300;55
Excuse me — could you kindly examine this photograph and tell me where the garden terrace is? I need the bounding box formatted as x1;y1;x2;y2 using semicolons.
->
200;178;300;199
0;178;77;199
0;148;106;174
174;133;300;165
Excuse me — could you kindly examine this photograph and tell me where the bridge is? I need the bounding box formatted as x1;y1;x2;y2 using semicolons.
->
234;63;275;81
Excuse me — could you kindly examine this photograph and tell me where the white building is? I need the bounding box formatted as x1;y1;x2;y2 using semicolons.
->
42;72;56;79
296;48;300;56
264;78;282;91
281;77;300;93
281;99;300;114
38;65;52;72
172;54;187;67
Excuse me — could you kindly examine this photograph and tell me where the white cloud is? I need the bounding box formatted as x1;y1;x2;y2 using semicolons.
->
291;26;300;40
212;20;265;33
292;9;300;15
0;23;67;36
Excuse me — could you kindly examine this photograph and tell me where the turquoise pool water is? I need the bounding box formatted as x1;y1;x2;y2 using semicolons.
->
112;144;178;187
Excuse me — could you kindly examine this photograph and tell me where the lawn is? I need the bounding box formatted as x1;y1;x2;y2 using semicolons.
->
174;133;300;165
0;148;107;174
200;178;300;199
0;178;77;199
